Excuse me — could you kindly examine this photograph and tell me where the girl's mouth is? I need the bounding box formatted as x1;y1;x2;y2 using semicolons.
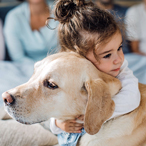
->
112;68;120;72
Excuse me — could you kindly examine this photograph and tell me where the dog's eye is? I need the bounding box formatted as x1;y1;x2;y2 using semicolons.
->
43;80;58;89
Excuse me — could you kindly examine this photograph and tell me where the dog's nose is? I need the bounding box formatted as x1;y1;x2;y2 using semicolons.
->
2;92;15;105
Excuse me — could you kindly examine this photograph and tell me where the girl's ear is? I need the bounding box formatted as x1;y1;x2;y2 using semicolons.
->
84;79;115;135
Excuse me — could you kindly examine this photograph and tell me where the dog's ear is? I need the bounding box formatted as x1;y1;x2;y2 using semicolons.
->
84;79;115;135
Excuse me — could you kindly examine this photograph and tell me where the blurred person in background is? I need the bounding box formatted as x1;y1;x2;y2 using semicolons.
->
4;0;58;63
0;19;5;60
95;0;128;18
95;0;129;54
125;0;146;56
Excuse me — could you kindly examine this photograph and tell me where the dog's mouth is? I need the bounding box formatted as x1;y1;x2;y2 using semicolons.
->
15;117;46;125
5;107;31;124
15;118;45;125
15;118;31;125
5;106;46;125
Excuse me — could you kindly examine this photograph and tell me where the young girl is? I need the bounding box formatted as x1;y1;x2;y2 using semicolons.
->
49;0;141;145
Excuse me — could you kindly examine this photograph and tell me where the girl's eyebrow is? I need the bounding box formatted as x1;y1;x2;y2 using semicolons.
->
99;50;112;55
99;41;123;55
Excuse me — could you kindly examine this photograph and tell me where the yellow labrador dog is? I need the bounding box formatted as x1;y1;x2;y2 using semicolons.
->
2;52;146;146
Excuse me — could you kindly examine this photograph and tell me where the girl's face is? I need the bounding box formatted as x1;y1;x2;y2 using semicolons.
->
86;31;124;77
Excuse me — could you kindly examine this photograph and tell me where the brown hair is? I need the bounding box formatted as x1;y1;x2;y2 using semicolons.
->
53;0;121;57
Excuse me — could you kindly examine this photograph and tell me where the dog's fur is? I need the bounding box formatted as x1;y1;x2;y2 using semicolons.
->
2;52;146;146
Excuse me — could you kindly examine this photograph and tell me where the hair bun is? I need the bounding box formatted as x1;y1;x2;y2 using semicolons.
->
76;0;85;6
54;0;77;23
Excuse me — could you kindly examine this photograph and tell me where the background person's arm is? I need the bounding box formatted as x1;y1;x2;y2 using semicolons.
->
130;40;146;56
130;40;139;53
130;41;146;56
125;6;145;55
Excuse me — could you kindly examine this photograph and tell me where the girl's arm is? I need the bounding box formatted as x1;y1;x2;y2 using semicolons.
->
125;6;145;55
50;118;63;134
108;59;140;120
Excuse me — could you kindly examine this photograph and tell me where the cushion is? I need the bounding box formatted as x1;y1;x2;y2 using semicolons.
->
0;107;58;146
0;106;11;120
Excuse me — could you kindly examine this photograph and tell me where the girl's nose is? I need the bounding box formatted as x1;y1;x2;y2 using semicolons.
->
114;54;122;64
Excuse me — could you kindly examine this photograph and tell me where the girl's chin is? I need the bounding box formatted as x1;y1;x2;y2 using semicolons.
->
108;71;120;77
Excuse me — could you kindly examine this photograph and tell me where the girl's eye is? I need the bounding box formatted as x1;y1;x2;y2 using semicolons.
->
103;54;111;58
118;45;123;51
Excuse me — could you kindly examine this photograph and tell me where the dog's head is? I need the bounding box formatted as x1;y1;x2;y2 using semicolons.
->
2;52;121;135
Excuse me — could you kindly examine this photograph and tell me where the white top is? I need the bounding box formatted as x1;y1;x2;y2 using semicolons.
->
0;19;5;60
125;3;146;54
50;59;141;134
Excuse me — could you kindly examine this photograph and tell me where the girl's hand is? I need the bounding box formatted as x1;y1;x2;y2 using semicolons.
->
55;117;84;133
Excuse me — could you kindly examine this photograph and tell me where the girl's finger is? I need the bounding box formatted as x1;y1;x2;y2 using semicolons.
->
68;130;82;133
75;115;80;119
69;123;76;127
69;126;83;131
69;123;83;127
74;123;83;127
68;119;76;123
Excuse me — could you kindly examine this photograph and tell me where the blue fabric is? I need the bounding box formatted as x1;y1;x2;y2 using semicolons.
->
58;128;86;146
113;4;128;18
4;0;59;63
